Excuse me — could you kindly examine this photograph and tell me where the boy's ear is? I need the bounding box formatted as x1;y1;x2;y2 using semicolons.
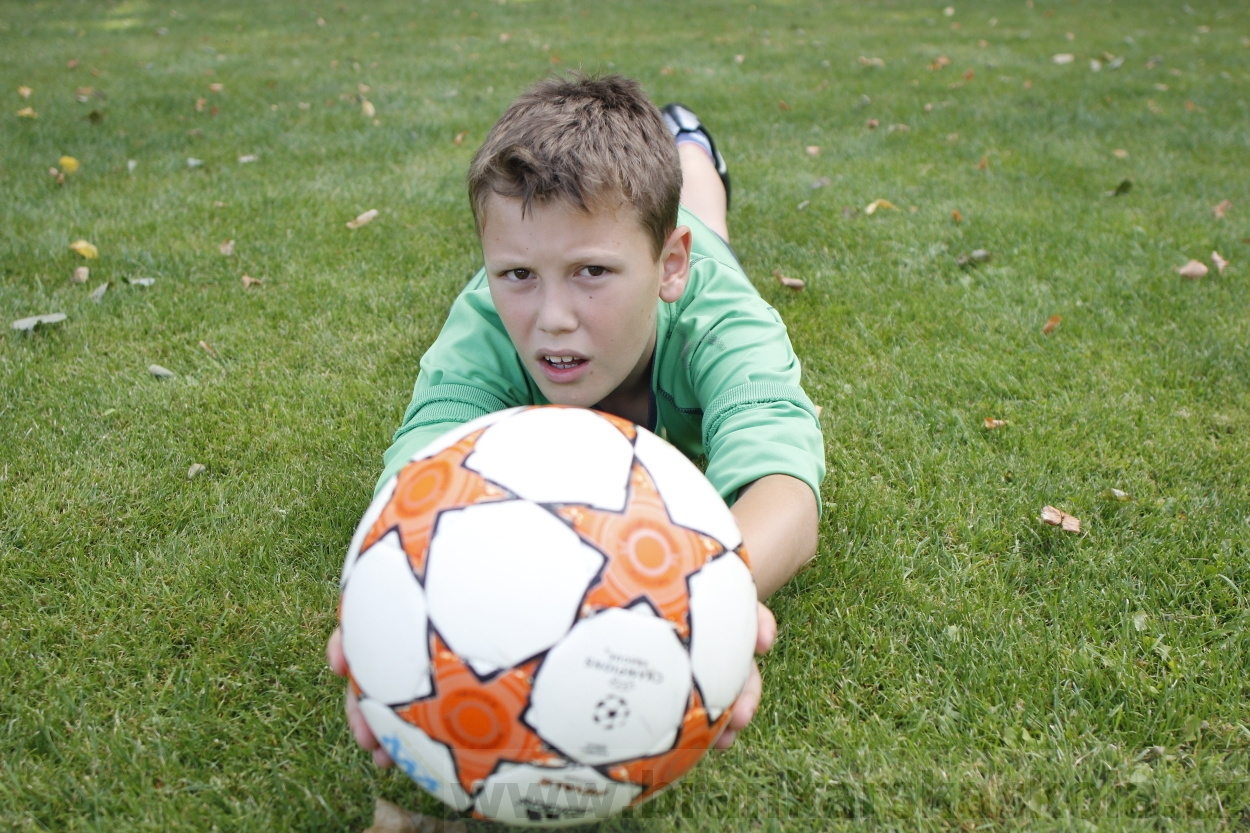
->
658;225;693;303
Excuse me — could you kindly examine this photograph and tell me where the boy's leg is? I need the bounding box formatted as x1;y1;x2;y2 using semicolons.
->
662;104;730;242
678;144;729;242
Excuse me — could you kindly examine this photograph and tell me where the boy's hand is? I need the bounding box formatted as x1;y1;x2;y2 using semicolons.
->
326;627;393;768
327;603;775;762
714;601;777;749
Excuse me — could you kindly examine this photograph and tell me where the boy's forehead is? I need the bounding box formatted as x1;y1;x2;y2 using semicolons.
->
480;192;644;236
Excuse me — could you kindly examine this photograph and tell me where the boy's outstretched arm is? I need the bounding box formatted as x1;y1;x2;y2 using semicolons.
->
731;473;820;600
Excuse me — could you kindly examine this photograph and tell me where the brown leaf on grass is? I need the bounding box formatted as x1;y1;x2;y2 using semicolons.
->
1053;53;1075;65
238;154;258;163
777;99;791;111
241;275;263;288
72;266;89;283
49;166;66;185
89;282;108;303
17;106;37;118
1042;314;1062;334
346;208;378;229
1211;251;1228;275
364;797;468;833
928;55;952;71
187;463;206;480
963;68;975;80
866;118;879;129
208;82;224;93
148;364;176;379
198;340;218;358
864;199;898;215
1040;505;1081;533
774;268;805;290
69;239;98;259
1113;148;1129;159
361;99;376;118
957;249;991;267
952;210;963;223
858;56;885;68
11;313;67;332
18;85;32;98
976;156;989;170
984;417;1006;429
805;145;821;156
195;97;206;112
659;66;674;76
453;130;468;145
498;32;511;42
734;54;745;64
1212;199;1232;219
1178;259;1208;280
1102;488;1132;502
219;239;235;256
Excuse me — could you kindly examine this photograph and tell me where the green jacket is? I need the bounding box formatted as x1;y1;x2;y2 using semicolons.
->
379;208;825;510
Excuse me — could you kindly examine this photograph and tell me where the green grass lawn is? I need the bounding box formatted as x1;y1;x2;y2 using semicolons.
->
3;0;1249;829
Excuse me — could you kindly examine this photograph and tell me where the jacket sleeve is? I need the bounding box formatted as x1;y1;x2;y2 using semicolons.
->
376;273;538;494
680;254;826;512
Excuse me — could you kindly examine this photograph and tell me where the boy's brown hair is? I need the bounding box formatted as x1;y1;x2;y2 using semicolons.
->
467;73;682;259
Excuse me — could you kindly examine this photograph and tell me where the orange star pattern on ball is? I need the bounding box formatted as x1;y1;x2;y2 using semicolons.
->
558;462;724;638
363;429;508;575
397;636;559;795
609;689;734;803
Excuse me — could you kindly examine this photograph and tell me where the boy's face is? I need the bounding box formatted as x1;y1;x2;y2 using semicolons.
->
481;194;691;413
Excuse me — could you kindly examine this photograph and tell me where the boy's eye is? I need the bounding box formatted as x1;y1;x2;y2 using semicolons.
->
506;268;531;281
582;265;606;277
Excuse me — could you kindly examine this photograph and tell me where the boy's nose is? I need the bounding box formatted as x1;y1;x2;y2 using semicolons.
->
535;285;578;334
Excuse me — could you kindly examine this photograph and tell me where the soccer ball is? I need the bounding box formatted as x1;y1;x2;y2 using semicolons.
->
339;406;758;826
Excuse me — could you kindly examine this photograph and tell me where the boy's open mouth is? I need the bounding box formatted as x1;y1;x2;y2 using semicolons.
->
542;355;587;371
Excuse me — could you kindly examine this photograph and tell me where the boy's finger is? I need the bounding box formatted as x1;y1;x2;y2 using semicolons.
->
326;627;348;677
346;686;393;767
715;661;762;749
756;602;777;654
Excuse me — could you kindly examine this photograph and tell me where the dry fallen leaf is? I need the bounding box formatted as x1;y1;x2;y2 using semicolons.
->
984;417;1006;429
774;268;805;290
18;85;33;98
1178;259;1208;280
864;198;898;215
364;798;467;833
88;282;108;303
734;54;745;64
17;106;37;118
962;68;975;81
858;56;885;67
148;364;176;379
59;155;80;174
49;167;65;185
1042;314;1062;334
1212;199;1232;219
208;82;224;93
66;58;79;69
361;99;376;118
1113;148;1129;159
238;154;258;163
11;312;67;332
219;239;235;256
1053;53;1075;65
346;208;379;229
241;275;263;288
69;239;98;259
198;340;218;358
127;277;155;287
928;55;952;71
952;210;963;223
957;249;991;267
186;157;204;168
805;145;821;156
1040;505;1081;533
777;99;791;111
72;266;89;283
195;97;206;112
1211;251;1228;275
1102;488;1132;502
976;156;989;170
187;463;206;480
796;200;810;211
866;118;879;129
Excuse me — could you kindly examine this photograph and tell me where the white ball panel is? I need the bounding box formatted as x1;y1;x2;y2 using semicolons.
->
475;763;642;827
341;531;432;704
407;407;525;462
632;428;742;550
341;473;398;589
526;608;692;766
425;501;605;676
687;553;757;718
466;407;635;511
358;698;472;812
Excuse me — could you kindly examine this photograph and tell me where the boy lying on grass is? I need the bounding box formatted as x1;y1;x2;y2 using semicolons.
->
328;73;825;761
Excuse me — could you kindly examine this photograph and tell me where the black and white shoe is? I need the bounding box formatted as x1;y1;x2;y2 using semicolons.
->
661;103;731;210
